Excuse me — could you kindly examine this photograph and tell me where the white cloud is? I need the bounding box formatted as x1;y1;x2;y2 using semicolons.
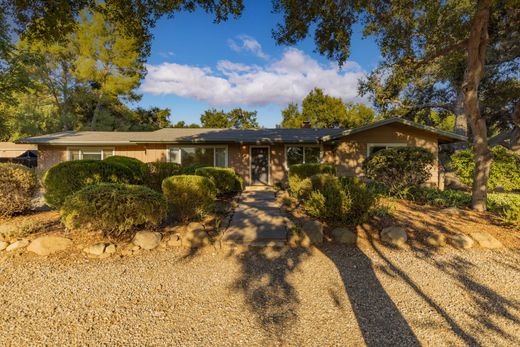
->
141;48;367;107
227;35;270;60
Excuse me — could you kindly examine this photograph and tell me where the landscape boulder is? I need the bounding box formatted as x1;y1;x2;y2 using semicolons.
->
448;234;474;249
182;223;209;248
133;231;162;250
470;232;502;249
27;236;72;256
426;234;447;247
381;226;408;247
302;220;323;245
167;233;182;247
0;241;8;251
6;239;30;252
331;227;357;245
84;243;106;256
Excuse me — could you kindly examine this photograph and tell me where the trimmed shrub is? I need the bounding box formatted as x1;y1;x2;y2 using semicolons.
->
195;167;243;196
450;146;520;191
104;156;149;184
43;160;134;208
304;174;352;221
340;177;378;225
0;163;37;216
162;175;216;222
288;163;336;198
61;183;167;239
145;162;182;191
180;164;207;175
363;146;434;195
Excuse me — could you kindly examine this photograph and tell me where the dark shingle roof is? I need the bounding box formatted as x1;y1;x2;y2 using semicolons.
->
16;118;466;145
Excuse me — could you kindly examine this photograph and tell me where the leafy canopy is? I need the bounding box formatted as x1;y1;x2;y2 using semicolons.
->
200;108;259;128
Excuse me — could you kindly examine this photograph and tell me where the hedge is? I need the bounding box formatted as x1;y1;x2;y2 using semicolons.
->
450;146;520;192
363;146;434;195
288;163;336;198
162;175;216;222
145;162;182;191
104;156;149;184
43;160;135;208
195;167;243;196
0;163;37;216
61;183;167;239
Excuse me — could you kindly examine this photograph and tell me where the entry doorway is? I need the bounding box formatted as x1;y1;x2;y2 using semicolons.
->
250;146;269;185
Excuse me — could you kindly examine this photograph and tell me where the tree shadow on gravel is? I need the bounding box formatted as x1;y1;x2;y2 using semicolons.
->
227;241;311;343
318;242;421;347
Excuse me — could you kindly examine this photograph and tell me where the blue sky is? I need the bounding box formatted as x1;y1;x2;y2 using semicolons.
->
138;1;381;127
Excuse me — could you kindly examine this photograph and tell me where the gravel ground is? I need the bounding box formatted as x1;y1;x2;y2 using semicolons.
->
1;241;520;347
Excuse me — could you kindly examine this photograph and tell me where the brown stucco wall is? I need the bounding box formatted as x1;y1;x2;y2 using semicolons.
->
323;123;439;186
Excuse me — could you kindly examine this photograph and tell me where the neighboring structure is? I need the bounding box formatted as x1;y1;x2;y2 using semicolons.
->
0;142;38;168
17;118;466;187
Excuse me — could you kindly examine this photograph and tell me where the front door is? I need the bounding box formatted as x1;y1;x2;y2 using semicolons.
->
251;147;269;185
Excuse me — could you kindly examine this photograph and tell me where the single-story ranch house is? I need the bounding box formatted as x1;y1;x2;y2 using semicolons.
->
17;118;466;187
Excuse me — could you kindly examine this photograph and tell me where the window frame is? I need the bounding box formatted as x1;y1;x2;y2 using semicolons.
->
67;147;115;161
284;144;323;169
366;143;407;157
166;145;228;167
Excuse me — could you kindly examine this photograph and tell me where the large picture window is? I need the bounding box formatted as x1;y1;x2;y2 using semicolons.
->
68;148;114;160
286;146;321;166
168;146;227;167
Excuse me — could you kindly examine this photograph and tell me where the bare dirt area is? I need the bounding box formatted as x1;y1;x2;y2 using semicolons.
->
1;239;520;346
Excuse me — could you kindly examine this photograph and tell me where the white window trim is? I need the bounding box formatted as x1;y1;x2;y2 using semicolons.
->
284;144;323;170
366;143;407;157
166;145;228;167
67;147;115;160
249;145;271;185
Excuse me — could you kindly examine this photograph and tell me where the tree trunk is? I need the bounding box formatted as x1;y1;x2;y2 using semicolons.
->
91;92;104;131
454;92;468;136
511;102;520;152
463;0;492;212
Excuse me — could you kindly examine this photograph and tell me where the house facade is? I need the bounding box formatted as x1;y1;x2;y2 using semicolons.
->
17;118;466;187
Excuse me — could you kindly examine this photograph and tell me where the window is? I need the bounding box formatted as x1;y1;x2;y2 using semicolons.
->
168;146;227;167
286;146;321;166
68;148;114;160
367;143;406;157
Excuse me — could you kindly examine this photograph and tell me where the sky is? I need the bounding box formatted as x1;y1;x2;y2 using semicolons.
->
138;1;381;128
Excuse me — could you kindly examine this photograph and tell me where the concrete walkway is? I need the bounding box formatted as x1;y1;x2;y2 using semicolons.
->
223;186;288;244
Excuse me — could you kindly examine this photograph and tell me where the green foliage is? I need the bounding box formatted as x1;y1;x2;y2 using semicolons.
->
280;88;376;128
304;175;351;221
200;108;259;128
288;163;336;197
406;187;472;208
43;160;135;208
161;175;217;222
450;146;520;192
487;194;520;228
61;183;167;238
104;156;149;184
195;167;243;196
363;147;434;195
0;163;37;216
145;162;182;191
340;177;378;225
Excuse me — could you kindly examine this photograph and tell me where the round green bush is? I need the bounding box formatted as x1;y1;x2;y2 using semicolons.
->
162;175;216;222
340;177;378;225
104;156;149;184
304;174;352;221
195;167;243;196
288;163;336;197
0;163;37;217
43;160;135;208
145;161;182;191
450;146;520;192
61;183;167;239
363;146;434;195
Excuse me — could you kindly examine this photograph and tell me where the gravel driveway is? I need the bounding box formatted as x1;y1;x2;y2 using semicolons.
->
1;241;520;346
